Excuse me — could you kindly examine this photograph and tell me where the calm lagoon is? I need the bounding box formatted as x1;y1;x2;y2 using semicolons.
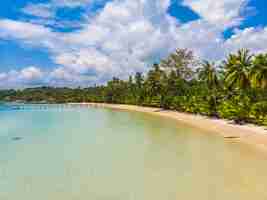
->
0;105;267;199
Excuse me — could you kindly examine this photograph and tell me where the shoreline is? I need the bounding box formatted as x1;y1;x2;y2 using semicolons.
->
70;102;267;153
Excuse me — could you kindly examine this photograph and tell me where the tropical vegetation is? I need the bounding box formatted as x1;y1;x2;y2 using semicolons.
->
1;48;267;126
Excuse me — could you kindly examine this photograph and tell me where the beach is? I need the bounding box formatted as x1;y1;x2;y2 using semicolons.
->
71;103;267;153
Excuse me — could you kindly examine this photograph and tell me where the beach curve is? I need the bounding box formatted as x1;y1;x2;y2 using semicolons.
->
69;103;267;154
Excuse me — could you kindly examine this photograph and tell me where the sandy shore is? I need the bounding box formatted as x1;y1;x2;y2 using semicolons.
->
70;103;267;152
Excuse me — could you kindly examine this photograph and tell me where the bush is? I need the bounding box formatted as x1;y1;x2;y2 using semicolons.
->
171;96;187;111
171;95;212;115
250;101;267;125
218;94;251;123
160;95;174;109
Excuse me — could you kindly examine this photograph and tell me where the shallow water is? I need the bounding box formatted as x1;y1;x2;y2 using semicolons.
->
0;105;267;199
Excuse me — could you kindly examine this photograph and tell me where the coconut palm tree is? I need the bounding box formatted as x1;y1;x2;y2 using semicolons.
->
198;61;220;90
224;49;253;90
197;61;221;115
250;53;267;89
145;64;165;106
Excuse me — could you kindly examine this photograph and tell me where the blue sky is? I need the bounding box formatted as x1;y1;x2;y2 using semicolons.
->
0;0;266;88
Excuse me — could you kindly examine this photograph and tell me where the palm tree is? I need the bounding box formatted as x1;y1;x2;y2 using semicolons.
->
198;61;221;115
145;64;165;105
250;53;267;89
224;49;253;90
198;61;220;90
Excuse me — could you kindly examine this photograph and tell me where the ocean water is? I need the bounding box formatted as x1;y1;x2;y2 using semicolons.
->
0;104;267;200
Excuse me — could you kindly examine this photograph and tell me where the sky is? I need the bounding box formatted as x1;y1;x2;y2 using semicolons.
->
0;0;266;88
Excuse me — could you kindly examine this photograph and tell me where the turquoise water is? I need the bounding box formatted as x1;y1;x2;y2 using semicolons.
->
1;105;267;199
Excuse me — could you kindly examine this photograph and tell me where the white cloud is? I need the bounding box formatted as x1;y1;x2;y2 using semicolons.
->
224;27;267;54
0;0;266;88
0;67;46;88
0;19;52;39
22;3;55;18
20;0;105;29
54;0;177;78
50;67;75;81
171;20;224;60
19;67;44;81
182;0;251;28
52;0;92;8
22;0;98;18
0;73;7;81
0;19;58;49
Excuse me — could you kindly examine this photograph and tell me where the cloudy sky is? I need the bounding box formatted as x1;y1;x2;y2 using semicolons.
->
0;0;266;88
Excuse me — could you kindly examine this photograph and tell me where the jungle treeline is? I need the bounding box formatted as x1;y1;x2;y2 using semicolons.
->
1;48;267;126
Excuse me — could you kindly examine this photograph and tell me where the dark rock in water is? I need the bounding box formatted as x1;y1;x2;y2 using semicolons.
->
12;106;21;110
12;137;23;141
224;136;240;139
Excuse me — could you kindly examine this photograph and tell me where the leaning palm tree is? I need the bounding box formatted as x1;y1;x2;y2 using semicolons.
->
198;61;220;90
224;49;253;90
250;53;267;89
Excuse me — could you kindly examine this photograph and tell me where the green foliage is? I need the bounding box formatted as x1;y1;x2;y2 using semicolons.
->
218;94;251;123
224;49;253;90
160;48;196;80
250;101;267;125
1;48;267;127
250;53;267;89
198;61;220;90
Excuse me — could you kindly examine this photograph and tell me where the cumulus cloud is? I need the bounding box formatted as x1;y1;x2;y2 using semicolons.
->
54;0;177;79
22;3;55;18
0;67;45;88
21;0;106;29
0;0;266;88
224;27;267;54
0;19;52;39
0;19;58;49
0;0;178;85
22;0;98;19
182;0;251;28
19;67;44;82
0;73;7;81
